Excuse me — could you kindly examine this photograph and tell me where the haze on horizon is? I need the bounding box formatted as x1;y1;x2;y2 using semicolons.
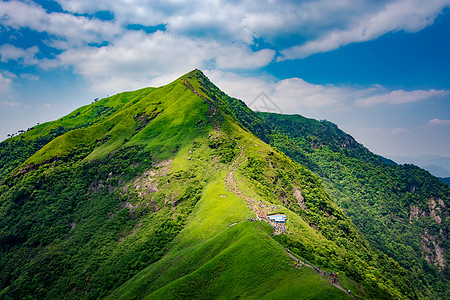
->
1;0;449;161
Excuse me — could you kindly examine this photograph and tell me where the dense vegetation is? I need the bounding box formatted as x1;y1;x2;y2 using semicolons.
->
0;70;447;299
254;113;450;299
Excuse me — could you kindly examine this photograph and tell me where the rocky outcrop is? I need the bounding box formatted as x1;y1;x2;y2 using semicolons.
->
428;198;446;224
411;198;448;271
420;228;446;271
293;187;306;209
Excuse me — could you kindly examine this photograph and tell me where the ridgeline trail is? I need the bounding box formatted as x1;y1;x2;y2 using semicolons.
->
186;77;358;298
224;135;358;299
224;135;286;234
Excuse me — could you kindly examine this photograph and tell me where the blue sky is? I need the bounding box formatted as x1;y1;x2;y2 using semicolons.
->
1;0;449;160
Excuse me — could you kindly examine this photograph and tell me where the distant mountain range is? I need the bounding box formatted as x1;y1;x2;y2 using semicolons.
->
390;154;450;177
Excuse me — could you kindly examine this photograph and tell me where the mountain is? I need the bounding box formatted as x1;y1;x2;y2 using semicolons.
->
0;70;447;299
439;177;450;187
390;155;450;178
423;165;450;178
237;112;449;299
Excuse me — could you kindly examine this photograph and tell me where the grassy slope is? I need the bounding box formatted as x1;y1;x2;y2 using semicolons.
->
0;88;153;179
0;75;215;299
0;71;352;299
22;80;206;166
108;116;352;300
0;70;415;299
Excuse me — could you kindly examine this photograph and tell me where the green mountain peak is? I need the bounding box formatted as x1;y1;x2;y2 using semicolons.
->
0;70;448;299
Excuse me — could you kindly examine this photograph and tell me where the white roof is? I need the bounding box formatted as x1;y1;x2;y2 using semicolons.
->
268;214;287;222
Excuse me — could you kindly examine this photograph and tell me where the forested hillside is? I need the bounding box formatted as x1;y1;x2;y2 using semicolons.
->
0;70;446;299
256;112;449;296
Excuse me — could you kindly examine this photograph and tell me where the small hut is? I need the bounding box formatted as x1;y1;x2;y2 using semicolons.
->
268;214;287;223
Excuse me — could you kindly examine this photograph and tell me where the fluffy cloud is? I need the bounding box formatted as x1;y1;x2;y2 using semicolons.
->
0;44;39;64
0;0;121;49
51;31;274;93
203;71;357;115
280;0;450;59
205;70;276;101
1;0;449;90
355;89;448;107
203;71;449;115
1;0;449;96
428;118;450;126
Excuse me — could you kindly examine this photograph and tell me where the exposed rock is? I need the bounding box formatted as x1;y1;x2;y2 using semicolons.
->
408;184;418;193
132;158;173;198
293;187;306;209
420;228;446;271
90;179;105;193
170;192;177;206
428;198;446;224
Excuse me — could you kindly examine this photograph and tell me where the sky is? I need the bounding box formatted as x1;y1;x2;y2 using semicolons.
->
1;0;450;160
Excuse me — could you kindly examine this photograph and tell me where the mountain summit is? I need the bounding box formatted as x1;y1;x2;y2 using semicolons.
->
0;70;448;299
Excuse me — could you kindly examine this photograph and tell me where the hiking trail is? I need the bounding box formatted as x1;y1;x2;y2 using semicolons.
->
185;78;358;298
224;136;286;234
223;135;358;299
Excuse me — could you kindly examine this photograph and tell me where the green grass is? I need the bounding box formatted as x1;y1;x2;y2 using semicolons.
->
21;77;209;165
109;218;351;300
0;69;418;299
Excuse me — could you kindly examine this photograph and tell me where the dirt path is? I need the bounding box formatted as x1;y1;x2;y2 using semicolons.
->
224;136;286;234
184;79;359;298
223;136;358;299
282;248;358;298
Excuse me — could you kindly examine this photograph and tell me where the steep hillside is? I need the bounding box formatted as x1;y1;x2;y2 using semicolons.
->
255;112;449;299
170;70;448;298
0;70;427;299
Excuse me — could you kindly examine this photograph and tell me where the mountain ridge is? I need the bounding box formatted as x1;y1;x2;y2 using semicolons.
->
390;155;450;178
0;69;447;299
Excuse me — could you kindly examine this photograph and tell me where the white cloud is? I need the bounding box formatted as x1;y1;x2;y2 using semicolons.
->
428;118;450;126
280;0;450;60
0;73;13;94
0;0;121;49
49;30;275;93
355;89;448;107
201;71;450;120
203;71;355;114
0;0;449;99
0;44;39;64
2;0;450;64
215;48;275;69
204;70;276;101
52;31;208;92
20;73;39;81
2;71;18;79
1;0;449;90
272;78;352;112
